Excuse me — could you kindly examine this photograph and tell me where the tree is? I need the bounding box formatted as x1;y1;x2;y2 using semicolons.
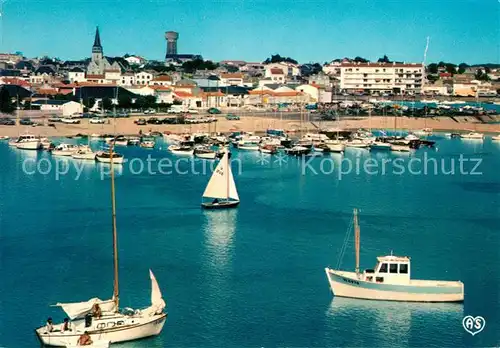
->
118;95;133;109
445;63;457;75
377;55;391;63
102;98;113;111
0;87;14;114
353;56;369;63
226;65;239;73
458;63;469;74
475;70;490;81
427;63;438;74
144;96;157;108
83;98;96;109
263;54;298;65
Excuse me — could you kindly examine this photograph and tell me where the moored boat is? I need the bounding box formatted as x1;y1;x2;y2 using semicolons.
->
492;134;500;141
285;145;310;156
390;143;412;152
72;145;96;160
140;140;155;149
460;132;484;140
35;144;166;346
259;144;278;154
51;143;77;157
325;209;464;302
324;139;345;153
370;141;392;151
168;144;194;156
95;151;125;164
9;134;42;150
194;146;217;159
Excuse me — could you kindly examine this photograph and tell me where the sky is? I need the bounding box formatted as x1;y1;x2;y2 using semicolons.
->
0;0;499;64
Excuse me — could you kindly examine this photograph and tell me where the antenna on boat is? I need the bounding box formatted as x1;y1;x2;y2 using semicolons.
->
110;139;119;311
354;208;360;277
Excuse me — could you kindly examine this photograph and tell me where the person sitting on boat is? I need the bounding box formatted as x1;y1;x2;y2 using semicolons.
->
45;317;54;333
78;331;93;346
212;198;219;205
61;317;71;332
92;303;102;319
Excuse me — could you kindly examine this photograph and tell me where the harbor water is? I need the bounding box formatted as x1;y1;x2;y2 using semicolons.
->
0;135;499;347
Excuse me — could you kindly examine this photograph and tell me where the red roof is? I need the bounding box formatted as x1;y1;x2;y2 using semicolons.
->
150;86;172;91
221;73;243;79
152;75;173;82
440;73;452;77
1;78;31;87
270;68;284;75
174;91;194;98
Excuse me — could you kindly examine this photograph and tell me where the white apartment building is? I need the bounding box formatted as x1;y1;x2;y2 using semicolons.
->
135;72;154;85
339;62;424;94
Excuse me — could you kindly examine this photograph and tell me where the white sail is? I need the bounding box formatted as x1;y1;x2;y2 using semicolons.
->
149;269;166;310
227;164;239;201
54;298;116;320
203;152;232;200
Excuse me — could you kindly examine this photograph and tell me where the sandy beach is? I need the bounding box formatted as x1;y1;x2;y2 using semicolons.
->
1;115;499;138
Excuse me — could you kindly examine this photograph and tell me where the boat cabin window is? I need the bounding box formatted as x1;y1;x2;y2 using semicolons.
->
389;264;398;273
376;277;384;283
379;263;388;273
399;263;408;274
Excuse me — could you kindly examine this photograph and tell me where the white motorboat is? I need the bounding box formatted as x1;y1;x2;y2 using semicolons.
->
370;141;392;151
405;133;420;141
140;140;155;149
413;128;433;137
492;134;500;141
35;145;167;346
51;143;77;156
345;139;370;149
106;136;128;146
324;140;345;153
460;132;484;140
9;134;42;150
168;144;194;156
0;135;9;140
390;144;411;152
95;151;125;164
194;147;217;159
325;209;464;302
201;150;239;209
128;137;141;146
259;144;278;154
72;145;96;160
40;137;53;150
90;133;101;138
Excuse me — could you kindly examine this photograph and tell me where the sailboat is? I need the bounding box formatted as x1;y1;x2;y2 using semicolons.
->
35;145;167;346
324;209;464;302
201;149;240;209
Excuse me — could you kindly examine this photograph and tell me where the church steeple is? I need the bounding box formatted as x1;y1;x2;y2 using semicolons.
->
92;26;103;54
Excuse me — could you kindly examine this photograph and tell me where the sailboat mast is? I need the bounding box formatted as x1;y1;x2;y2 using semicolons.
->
226;151;230;200
109;141;119;310
354;208;360;276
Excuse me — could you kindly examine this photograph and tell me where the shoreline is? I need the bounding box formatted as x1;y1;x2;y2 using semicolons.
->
1;116;499;138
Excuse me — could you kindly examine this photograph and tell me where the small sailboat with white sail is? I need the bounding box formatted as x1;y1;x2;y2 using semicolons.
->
35;144;167;346
201;150;239;209
324;209;464;302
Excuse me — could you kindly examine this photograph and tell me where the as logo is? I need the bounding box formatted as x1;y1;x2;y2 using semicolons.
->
462;316;486;336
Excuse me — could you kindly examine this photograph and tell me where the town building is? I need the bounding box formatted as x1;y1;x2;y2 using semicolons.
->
339;62;424;94
31;100;83;116
67;67;86;83
219;73;244;86
87;27;122;76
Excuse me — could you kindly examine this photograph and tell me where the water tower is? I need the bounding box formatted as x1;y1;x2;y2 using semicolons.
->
165;31;179;56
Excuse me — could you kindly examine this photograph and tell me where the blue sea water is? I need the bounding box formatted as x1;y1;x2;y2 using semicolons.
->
0;135;499;347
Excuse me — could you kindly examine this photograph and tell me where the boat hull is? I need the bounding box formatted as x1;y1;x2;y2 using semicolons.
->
195;152;217;159
35;313;167;347
72;153;96;160
16;141;42;150
96;156;125;164
325;144;345;153
51;151;74;157
202;201;240;209
325;268;464;302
